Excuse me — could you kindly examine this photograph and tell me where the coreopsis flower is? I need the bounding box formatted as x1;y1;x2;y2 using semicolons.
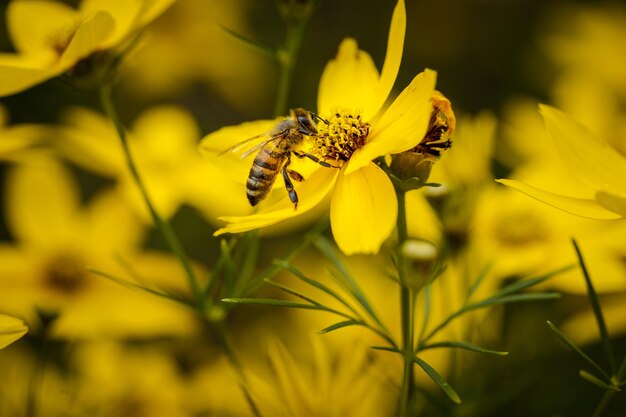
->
0;156;198;338
201;0;444;254
0;0;175;96
53;106;245;223
0;314;27;349
499;105;626;220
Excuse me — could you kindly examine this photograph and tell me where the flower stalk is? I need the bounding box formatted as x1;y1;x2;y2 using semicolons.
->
396;188;416;417
99;81;203;308
274;0;319;116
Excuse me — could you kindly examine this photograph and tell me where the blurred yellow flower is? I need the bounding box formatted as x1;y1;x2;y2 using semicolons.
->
247;337;395;417
0;156;198;338
0;314;27;349
53;105;246;223
202;0;440;255
499;105;626;220
0;0;174;96
118;0;274;112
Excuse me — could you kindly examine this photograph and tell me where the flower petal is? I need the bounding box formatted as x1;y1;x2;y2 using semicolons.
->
60;11;115;66
7;0;78;54
215;168;339;235
346;69;437;174
596;191;626;218
317;38;379;117
199;119;278;186
0;62;58;97
80;0;141;47
367;0;406;121
539;104;626;196
497;179;621;220
6;156;81;243
330;162;397;254
0;314;28;349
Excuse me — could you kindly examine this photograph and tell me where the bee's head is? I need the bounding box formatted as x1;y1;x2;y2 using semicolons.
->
292;108;317;136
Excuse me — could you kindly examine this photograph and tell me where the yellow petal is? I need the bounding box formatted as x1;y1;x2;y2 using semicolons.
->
317;38;379;117
135;0;177;27
132;105;199;156
215;168;339;235
0;63;58;97
7;0;78;54
346;69;437;174
330;162;397;254
0;314;28;349
60;11;115;66
596;191;626;218
367;0;406;121
497;179;621;220
539;104;626;196
6;156;81;243
80;0;141;47
199;119;278;186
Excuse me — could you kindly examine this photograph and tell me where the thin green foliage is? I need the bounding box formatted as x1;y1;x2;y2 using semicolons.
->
413;356;461;404
544;240;626;417
217;24;277;59
419;341;508;356
573;240;616;374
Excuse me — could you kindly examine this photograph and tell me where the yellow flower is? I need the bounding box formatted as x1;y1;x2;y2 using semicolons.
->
53;105;246;223
118;0;274;113
0;0;175;96
0;156;198;338
247;337;395;417
201;0;438;254
498;105;626;220
0;314;27;349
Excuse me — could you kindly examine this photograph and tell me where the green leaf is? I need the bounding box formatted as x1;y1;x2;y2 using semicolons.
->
423;292;560;344
318;319;362;334
221;298;323;311
465;261;494;302
89;268;191;306
573;239;616;374
420;341;508;356
413;356;461;404
471;292;561;310
246;218;329;295
275;260;361;317
579;370;620;392
494;265;573;299
217;24;277;59
546;320;610;380
314;236;383;326
371;346;401;353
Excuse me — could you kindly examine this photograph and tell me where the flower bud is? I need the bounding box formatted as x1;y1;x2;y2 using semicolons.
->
400;239;441;290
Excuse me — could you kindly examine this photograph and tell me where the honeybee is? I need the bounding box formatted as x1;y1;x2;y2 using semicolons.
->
224;108;334;209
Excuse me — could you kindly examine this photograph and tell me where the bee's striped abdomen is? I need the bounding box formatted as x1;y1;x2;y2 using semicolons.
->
246;146;286;206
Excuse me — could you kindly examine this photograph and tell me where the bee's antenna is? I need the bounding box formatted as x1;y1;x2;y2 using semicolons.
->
312;112;329;125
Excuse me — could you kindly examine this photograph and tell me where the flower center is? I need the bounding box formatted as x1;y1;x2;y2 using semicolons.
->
44;253;87;294
313;111;370;163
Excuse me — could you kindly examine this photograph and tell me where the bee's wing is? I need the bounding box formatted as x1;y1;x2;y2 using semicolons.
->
219;130;289;159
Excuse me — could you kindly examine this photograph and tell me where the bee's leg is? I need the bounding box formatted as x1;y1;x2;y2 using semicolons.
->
282;157;299;209
286;169;304;182
293;151;340;169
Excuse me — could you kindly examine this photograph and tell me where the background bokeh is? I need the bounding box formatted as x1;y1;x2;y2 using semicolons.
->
1;0;626;416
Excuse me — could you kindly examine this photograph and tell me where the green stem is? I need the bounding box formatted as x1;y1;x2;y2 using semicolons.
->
99;83;203;308
396;189;416;417
273;14;309;117
592;389;616;417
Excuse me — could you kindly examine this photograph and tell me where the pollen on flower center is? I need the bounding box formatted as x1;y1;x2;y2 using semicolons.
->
313;111;370;163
